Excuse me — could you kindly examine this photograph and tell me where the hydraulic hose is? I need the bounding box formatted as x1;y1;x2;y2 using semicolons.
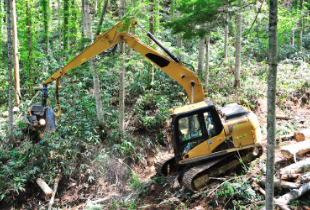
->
54;78;61;118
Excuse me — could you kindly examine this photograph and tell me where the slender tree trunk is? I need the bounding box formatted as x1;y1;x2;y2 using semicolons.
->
95;0;108;36
292;30;295;46
205;35;210;93
63;0;69;51
70;0;77;47
119;0;126;140
129;0;134;57
198;37;205;76
234;0;242;88
83;0;104;129
298;0;303;51
0;0;3;34
11;0;20;106
224;14;229;60
27;0;33;98
265;0;278;209
176;7;182;59
41;0;49;55
149;0;155;87
6;0;13;142
58;0;61;59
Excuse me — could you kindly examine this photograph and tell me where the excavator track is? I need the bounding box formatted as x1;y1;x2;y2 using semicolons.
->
155;154;176;176
182;145;263;191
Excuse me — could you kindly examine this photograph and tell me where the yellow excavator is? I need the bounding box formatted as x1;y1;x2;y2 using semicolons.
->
27;20;262;191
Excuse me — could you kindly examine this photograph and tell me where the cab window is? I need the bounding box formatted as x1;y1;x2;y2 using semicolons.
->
178;114;202;141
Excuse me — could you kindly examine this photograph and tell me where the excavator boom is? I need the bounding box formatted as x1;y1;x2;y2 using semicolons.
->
43;20;204;103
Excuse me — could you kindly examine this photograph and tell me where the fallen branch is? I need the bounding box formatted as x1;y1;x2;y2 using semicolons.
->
280;157;310;176
276;115;292;120
294;129;310;142
207;178;234;196
48;174;62;210
259;177;301;189
281;174;300;180
276;182;310;205
276;133;294;141
280;139;310;159
36;178;53;198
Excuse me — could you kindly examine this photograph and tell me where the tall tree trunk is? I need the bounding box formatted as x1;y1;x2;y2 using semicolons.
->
149;0;155;87
95;0;108;36
198;37;205;77
58;0;61;59
11;0;20;106
224;14;229;61
298;0;303;51
0;0;3;34
27;0;33;98
70;0;77;47
176;6;182;59
129;0;134;57
6;0;13;142
265;0;278;209
205;35;210;93
63;0;69;51
119;0;126;140
41;0;49;55
234;0;242;88
83;0;105;129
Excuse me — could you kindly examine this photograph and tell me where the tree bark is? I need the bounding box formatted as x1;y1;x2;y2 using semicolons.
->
224;14;228;61
297;0;303;51
119;0;126;140
205;35;210;93
58;0;61;59
63;0;69;51
84;0;105;128
95;0;108;36
6;0;13;142
198;37;205;77
47;174;61;210
149;0;155;87
0;0;3;34
281;139;310;159
234;0;242;88
265;0;278;209
176;5;182;59
41;0;49;55
11;0;20;107
300;173;310;182
279;157;310;176
26;0;33;97
129;0;134;57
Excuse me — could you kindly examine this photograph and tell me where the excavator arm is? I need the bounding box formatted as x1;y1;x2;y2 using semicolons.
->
43;20;205;103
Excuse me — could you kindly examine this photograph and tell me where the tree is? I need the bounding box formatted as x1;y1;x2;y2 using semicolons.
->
176;3;182;59
41;0;50;55
265;0;278;209
149;0;155;86
205;35;210;93
224;13;229;60
58;0;61;57
119;0;126;139
26;0;33;97
297;0;303;51
198;34;205;77
83;0;105;129
234;0;242;88
95;0;109;36
63;0;69;51
11;0;20;106
6;0;13;142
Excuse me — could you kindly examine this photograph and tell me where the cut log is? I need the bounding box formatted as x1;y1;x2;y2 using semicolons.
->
294;129;310;142
281;174;300;180
259;178;301;189
280;157;310;176
276;133;294;141
280;139;310;159
276;115;292;120
36;178;53;198
300;173;310;182
48;174;61;210
276;182;310;205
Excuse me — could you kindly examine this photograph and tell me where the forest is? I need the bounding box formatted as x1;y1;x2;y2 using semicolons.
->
1;0;310;209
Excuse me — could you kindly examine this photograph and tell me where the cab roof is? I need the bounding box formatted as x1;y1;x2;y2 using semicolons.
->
169;100;212;115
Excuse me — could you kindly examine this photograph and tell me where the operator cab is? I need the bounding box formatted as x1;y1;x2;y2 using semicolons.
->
170;101;223;163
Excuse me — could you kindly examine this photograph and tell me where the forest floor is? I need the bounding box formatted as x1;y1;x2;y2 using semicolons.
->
1;93;310;210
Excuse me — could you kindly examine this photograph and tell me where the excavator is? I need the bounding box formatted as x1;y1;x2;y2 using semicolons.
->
27;20;262;191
